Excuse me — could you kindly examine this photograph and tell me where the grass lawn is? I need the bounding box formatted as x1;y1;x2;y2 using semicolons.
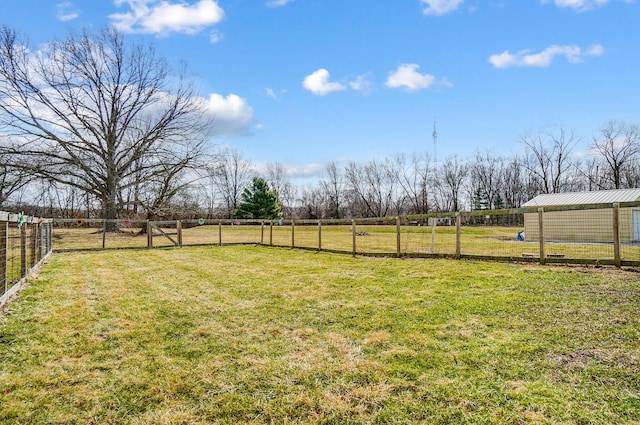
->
1;246;639;424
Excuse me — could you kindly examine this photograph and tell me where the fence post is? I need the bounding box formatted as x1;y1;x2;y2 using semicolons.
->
269;221;273;245
261;221;265;244
177;220;183;248
218;221;222;246
1;221;7;296
538;207;545;265
291;219;295;248
20;223;27;277
613;203;621;268
38;221;44;261
396;216;401;258
102;220;107;249
29;223;37;268
455;212;461;259
430;217;436;254
352;219;357;257
318;220;322;251
147;221;153;249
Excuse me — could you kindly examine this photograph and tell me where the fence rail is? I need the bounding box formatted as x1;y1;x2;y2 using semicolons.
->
48;201;640;267
0;211;53;309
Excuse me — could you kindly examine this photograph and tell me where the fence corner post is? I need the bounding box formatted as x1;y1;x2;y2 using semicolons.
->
613;203;621;268
538;207;545;265
177;220;183;248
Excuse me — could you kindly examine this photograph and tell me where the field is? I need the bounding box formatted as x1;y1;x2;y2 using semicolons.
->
1;246;639;424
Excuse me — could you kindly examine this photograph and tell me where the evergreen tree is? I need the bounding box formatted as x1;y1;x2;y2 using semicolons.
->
233;177;282;219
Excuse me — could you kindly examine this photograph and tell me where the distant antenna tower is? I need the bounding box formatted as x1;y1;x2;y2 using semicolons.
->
432;121;438;164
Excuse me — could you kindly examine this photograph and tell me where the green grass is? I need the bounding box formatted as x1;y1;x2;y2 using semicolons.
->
1;246;639;424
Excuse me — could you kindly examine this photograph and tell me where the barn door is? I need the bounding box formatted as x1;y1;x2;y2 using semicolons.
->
633;210;640;242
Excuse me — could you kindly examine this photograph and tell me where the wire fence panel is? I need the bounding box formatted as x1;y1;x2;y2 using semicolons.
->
270;221;292;247
354;220;397;255
1;212;53;308
292;222;320;250
540;208;615;261
315;222;355;253
181;220;220;246
401;217;458;256
53;219;149;250
460;212;532;258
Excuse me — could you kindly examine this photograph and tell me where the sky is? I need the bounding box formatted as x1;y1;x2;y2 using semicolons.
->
1;0;639;183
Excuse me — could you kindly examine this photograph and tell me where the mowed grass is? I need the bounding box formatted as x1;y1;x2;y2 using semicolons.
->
1;246;639;424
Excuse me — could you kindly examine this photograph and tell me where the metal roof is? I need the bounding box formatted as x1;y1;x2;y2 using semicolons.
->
521;188;640;207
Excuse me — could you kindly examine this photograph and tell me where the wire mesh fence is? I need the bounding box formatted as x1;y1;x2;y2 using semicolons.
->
1;212;53;308
44;200;640;267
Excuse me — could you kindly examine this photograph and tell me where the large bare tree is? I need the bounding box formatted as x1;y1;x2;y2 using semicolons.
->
345;159;400;217
0;27;210;227
395;152;433;215
0;150;30;207
591;120;640;189
206;147;252;218
320;161;344;219
265;162;296;217
521;126;579;194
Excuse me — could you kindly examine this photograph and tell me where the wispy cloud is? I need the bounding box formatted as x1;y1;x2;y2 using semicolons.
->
385;64;452;91
267;0;294;7
540;0;616;12
57;1;80;21
349;73;374;94
209;30;223;43
488;44;605;68
110;0;224;36
421;0;465;16
205;93;254;136
303;69;347;96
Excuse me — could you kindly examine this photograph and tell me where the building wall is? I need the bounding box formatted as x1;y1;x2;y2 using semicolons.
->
524;207;636;243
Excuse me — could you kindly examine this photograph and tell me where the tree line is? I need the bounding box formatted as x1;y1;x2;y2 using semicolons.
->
1;27;639;221
190;119;640;221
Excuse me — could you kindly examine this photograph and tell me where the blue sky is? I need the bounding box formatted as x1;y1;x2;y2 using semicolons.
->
1;0;639;181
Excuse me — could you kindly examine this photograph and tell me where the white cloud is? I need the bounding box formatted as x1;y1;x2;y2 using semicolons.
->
267;0;294;7
57;1;80;21
205;93;254;136
303;69;346;96
540;0;612;12
488;44;605;68
385;64;450;91
421;0;465;16
110;0;224;36
349;73;374;94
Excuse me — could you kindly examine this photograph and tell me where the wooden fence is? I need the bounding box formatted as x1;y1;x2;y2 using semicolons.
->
50;200;640;267
0;211;53;309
